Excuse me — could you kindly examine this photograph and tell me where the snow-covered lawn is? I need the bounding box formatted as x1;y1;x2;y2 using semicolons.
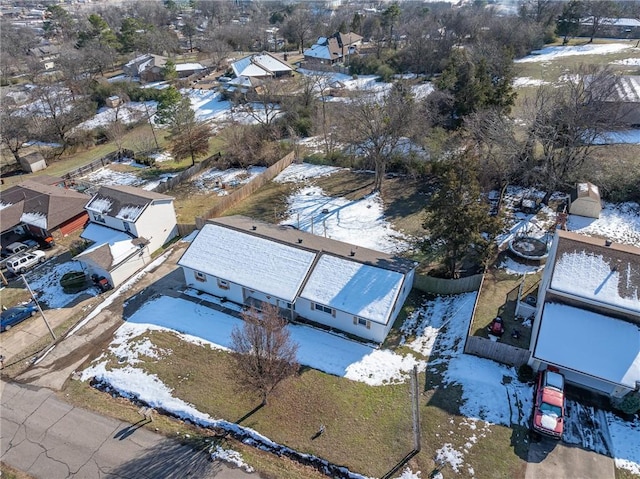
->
26;260;99;309
70;162;640;475
515;42;636;63
74;101;157;131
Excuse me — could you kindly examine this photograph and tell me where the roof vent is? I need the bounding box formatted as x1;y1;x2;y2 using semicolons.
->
297;238;303;243
350;250;355;257
252;225;257;231
605;239;612;247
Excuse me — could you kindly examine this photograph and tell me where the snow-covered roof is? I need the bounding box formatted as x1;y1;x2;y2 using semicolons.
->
20;211;47;229
534;302;640;389
86;185;173;222
303;44;333;60
550;231;640;314
178;223;316;302
176;63;204;72
231;52;292;78
79;223;140;270
300;254;405;324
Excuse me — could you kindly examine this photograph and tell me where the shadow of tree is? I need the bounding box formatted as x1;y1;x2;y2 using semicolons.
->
106;434;247;478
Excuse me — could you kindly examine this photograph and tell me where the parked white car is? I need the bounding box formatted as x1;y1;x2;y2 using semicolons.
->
6;250;46;275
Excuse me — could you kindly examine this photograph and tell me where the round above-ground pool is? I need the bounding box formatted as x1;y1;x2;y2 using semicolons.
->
508;236;549;264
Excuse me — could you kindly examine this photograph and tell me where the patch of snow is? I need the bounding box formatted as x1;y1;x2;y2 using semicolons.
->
74;101;156;131
498;257;544;275
607;412;640;475
82;167;147;188
513;77;549;87
20;211;47;229
515;43;633;63
592;130;640;145
436;443;464;472
274;162;344;183
613;58;640;66
210;446;254;473
281;186;409;254
26;260;98;309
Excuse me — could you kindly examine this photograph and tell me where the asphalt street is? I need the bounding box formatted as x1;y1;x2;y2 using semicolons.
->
0;380;256;478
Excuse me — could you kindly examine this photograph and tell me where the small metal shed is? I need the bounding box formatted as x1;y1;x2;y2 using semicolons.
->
569;182;602;218
19;152;47;173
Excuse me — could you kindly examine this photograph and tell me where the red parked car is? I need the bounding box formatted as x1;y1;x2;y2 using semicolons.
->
532;368;566;439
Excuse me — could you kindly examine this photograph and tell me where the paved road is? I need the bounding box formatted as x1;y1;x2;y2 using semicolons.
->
525;436;614;479
0;381;256;478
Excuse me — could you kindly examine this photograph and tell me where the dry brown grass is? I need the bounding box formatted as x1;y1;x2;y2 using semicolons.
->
68;325;528;479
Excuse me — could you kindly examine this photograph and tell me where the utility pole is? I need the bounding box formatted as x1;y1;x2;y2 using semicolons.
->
21;274;56;341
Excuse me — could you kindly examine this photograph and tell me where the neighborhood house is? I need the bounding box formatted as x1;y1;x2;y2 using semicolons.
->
76;185;178;287
528;230;640;399
0;177;90;245
179;216;416;343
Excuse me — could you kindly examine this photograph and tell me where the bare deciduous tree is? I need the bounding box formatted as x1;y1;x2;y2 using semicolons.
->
230;304;299;406
345;82;416;192
520;66;624;202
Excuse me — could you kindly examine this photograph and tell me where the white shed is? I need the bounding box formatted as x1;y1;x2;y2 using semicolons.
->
19;152;47;173
569;182;601;218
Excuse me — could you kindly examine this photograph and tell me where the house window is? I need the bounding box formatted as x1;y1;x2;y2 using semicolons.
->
354;317;371;329
94;213;105;224
314;303;333;315
194;271;206;282
217;278;229;290
357;317;367;326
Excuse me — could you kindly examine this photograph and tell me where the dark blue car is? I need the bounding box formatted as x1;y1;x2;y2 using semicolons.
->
1;304;38;332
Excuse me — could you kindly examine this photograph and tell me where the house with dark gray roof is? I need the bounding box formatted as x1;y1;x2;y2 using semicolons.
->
0;179;90;243
76;185;178;287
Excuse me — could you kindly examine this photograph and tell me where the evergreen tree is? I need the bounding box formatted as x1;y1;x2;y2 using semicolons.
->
422;148;501;278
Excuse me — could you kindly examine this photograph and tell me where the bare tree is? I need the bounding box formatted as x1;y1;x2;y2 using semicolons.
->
584;0;619;43
0;107;33;163
520;66;624;203
283;6;313;53
238;78;288;135
230;304;299;406
464;109;523;211
345;82;416;192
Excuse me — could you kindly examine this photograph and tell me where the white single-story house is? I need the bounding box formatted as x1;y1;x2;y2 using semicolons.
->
569;182;601;218
178;216;417;344
529;230;640;398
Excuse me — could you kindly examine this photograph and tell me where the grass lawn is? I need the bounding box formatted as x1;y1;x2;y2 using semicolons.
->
470;256;542;350
69;324;528;479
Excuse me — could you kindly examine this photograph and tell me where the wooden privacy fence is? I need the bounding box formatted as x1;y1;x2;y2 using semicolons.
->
413;273;483;295
196;151;296;227
62;150;128;179
464;336;531;367
152;153;221;194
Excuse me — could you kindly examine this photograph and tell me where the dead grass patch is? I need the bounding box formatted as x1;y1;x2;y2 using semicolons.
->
471;258;541;349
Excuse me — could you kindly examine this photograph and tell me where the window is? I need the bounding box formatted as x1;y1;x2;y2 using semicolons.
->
217;278;229;290
194;271;206;282
354;317;371;329
123;221;131;232
94;213;105;224
314;303;333;315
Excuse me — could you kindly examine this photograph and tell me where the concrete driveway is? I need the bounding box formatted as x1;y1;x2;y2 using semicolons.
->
526;436;614;479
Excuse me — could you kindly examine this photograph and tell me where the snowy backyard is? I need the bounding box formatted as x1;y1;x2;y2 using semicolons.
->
64;162;640;477
13;41;639;476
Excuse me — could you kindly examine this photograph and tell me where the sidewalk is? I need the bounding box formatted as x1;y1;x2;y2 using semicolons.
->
0;380;254;478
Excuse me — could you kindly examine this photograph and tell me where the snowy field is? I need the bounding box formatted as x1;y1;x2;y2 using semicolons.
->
515;42;637;63
67;163;640;475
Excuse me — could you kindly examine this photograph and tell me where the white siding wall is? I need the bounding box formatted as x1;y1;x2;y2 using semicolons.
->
130;200;178;253
295;297;387;343
182;267;245;304
110;248;151;286
88;211;124;232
